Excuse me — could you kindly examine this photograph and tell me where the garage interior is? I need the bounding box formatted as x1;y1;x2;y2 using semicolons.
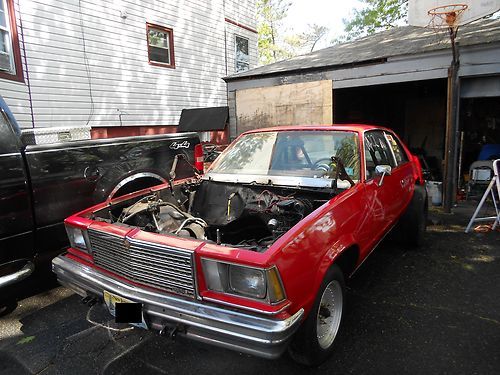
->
460;77;500;175
333;79;447;181
333;78;500;190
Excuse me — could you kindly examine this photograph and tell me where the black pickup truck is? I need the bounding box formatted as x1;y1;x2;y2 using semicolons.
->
0;96;201;297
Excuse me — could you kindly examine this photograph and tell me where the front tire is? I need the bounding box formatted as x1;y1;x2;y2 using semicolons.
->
395;184;428;247
288;265;345;366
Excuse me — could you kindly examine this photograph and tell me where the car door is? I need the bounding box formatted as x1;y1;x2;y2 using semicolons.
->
358;130;401;255
0;106;34;265
383;130;415;219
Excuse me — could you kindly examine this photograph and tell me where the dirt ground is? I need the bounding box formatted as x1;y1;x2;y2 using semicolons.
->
0;200;499;375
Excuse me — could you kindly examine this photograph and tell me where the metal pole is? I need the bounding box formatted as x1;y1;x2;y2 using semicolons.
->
443;28;461;213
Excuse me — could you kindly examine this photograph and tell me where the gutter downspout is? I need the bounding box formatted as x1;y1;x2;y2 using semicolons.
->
17;2;35;129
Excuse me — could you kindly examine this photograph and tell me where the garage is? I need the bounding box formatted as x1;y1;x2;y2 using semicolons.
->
333;79;447;181
224;19;500;209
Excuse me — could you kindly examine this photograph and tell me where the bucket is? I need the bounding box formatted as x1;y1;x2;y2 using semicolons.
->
426;181;442;206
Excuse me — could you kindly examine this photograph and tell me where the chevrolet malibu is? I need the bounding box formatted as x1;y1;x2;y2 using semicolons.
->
52;125;427;366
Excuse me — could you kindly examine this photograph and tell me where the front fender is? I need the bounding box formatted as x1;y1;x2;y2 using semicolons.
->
306;235;358;310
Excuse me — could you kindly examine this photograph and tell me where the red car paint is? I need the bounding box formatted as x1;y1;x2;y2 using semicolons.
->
62;125;422;320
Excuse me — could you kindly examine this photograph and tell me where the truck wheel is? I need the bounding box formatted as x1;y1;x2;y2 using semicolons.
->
0;300;17;317
288;265;345;366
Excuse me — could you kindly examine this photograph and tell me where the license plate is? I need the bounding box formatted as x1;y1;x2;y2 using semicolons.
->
103;290;148;329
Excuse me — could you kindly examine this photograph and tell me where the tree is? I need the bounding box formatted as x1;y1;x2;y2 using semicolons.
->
342;0;408;41
282;24;329;57
298;24;329;52
257;0;292;65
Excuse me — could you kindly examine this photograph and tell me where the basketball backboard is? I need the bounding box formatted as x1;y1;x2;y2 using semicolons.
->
408;0;500;27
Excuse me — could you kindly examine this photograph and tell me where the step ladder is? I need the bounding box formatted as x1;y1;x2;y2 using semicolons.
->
465;159;500;233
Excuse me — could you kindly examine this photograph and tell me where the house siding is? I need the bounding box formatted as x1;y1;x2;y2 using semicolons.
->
1;0;257;130
2;0;32;127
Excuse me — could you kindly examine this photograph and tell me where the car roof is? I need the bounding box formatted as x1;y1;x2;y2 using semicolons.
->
241;124;392;135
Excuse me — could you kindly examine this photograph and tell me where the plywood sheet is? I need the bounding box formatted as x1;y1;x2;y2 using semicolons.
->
235;80;333;134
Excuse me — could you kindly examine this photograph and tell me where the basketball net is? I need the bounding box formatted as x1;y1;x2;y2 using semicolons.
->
427;4;468;34
426;4;468;56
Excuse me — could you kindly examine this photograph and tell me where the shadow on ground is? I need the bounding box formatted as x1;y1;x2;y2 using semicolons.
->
1;203;499;375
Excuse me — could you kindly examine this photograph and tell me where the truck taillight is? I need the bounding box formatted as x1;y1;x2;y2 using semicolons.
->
195;144;204;173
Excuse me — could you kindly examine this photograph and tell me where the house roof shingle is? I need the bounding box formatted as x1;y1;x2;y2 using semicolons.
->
225;19;500;81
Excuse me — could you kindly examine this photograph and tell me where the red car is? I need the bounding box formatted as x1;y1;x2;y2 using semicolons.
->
52;125;427;366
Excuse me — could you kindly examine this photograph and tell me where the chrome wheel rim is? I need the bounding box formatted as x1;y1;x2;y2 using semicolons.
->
316;280;343;349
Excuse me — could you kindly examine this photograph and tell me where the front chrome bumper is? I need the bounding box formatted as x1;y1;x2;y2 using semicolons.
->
52;255;304;359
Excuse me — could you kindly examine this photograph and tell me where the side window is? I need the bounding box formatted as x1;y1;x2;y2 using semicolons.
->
364;131;395;180
384;132;409;166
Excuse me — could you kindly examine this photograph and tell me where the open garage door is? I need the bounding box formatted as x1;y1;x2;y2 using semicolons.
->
334;79;447;180
460;76;500;189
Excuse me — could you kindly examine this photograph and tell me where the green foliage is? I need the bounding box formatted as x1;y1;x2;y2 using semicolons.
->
257;0;292;65
17;335;36;345
257;1;329;64
341;0;408;42
296;24;329;53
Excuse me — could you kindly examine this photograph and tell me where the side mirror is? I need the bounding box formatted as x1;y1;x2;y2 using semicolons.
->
375;165;392;186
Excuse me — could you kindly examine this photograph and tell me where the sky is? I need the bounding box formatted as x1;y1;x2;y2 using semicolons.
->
281;0;364;50
281;0;500;51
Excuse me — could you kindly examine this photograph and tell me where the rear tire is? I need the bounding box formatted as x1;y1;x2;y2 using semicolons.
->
288;265;345;366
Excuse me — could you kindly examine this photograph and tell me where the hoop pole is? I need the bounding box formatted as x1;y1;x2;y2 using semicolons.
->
443;26;461;213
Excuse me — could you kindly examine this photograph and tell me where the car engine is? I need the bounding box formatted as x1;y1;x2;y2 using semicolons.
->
94;180;332;252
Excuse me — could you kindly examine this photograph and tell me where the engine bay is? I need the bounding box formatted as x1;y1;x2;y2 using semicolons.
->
90;180;335;252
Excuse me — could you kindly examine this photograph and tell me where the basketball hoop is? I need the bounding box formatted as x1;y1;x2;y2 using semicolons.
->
408;0;500;212
427;4;468;29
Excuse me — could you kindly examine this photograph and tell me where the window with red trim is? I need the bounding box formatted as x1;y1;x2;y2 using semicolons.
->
0;0;23;82
146;23;175;68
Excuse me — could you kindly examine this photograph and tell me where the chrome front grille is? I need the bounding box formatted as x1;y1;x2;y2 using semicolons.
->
88;229;196;297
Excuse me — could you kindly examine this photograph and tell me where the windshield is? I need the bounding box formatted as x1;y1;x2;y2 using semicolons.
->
209;130;360;180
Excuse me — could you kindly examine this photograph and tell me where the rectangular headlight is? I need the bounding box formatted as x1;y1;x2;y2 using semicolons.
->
229;266;266;299
65;225;89;252
202;259;285;303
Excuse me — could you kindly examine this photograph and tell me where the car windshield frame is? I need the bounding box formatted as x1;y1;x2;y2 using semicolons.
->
208;130;360;183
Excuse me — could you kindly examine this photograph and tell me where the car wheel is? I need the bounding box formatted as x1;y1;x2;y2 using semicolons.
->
397;184;427;247
288;265;345;366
